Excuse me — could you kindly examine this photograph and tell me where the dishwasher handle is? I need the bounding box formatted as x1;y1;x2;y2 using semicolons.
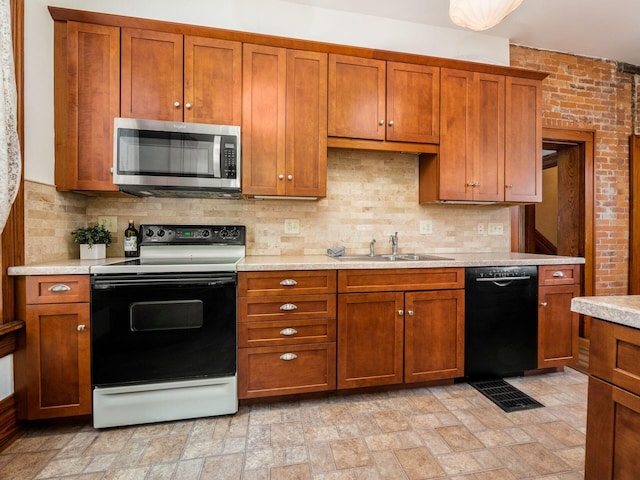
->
475;276;531;282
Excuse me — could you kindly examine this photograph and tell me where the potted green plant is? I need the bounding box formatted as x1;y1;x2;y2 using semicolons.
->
71;224;112;260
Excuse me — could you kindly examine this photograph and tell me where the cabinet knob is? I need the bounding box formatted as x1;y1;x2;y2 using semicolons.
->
280;279;298;286
552;271;565;278
279;174;285;180
280;328;298;336
185;103;192;109
379;119;385;125
280;303;298;311
540;302;548;307
280;353;298;361
388;120;394;126
49;284;71;292
287;175;293;181
77;324;86;332
398;309;404;316
407;310;414;316
173;101;180;108
506;184;513;189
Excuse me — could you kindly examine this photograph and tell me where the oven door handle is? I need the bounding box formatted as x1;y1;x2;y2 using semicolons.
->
92;276;236;289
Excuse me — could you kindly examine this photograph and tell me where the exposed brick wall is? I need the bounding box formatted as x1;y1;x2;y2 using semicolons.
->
511;46;634;295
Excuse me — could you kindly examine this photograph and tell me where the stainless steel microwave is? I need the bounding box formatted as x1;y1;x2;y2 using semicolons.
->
113;118;241;198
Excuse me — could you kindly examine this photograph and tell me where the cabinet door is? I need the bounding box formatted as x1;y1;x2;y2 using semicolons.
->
439;68;473;201
472;73;504;202
586;377;640;480
121;28;183;121
184;36;241;125
285;50;328;197
386;62;439;143
505;76;542;202
337;292;404;389
439;69;504;202
538;284;580;368
24;303;91;419
242;44;287;195
405;290;464;382
328;54;386;140
56;21;120;192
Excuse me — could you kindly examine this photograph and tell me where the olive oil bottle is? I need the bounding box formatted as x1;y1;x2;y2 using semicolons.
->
124;219;139;257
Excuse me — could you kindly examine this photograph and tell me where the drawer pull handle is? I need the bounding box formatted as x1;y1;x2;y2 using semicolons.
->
280;279;298;286
49;284;71;292
540;302;548;307
280;353;298;361
280;328;298;336
77;324;86;332
552;271;565;278
280;303;298;311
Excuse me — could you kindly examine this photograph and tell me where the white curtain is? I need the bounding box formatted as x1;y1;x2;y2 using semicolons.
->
0;0;20;233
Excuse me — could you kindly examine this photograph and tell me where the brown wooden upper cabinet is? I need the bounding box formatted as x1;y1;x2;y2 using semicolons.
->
121;28;242;125
328;54;439;144
419;69;542;203
54;21;120;192
242;44;327;197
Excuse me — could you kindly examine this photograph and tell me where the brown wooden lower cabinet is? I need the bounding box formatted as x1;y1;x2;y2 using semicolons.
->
237;270;338;399
238;343;336;399
537;265;581;368
585;318;640;479
337;268;465;390
14;275;92;419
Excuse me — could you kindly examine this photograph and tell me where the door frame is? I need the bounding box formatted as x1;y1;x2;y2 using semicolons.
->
511;127;595;300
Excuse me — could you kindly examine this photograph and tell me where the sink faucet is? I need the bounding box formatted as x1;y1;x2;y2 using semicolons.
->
390;232;398;256
369;239;376;257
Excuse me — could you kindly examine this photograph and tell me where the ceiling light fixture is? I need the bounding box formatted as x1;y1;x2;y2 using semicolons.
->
449;0;524;31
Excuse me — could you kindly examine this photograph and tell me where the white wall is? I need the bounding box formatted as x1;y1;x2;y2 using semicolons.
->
25;0;510;185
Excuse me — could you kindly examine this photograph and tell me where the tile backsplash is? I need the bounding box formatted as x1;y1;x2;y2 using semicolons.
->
25;149;511;263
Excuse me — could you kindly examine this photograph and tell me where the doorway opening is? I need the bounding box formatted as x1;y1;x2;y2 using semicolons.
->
513;127;594;372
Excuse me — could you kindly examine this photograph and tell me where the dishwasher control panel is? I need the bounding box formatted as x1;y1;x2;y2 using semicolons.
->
469;266;537;281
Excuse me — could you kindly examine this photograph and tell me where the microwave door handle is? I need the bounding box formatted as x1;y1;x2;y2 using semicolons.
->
213;135;221;178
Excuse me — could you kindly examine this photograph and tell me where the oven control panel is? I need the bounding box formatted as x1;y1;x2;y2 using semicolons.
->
140;224;246;245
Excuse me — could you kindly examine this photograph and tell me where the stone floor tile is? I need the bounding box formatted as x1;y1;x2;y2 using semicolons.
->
0;451;57;480
308;441;336;474
139;434;188;465
436;425;484;452
270;462;312;480
271;422;305;447
329;438;372;469
173;458;204;480
394;446;445;479
200;453;244;479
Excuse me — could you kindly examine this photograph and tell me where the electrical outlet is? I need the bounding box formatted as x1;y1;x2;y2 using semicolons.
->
97;215;118;233
284;219;300;235
477;223;486;235
419;220;433;235
488;223;504;235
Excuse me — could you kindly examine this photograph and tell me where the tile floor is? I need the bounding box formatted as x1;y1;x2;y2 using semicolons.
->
0;368;588;479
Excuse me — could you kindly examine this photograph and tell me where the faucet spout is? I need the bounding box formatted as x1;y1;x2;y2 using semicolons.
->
369;239;376;257
390;232;398;256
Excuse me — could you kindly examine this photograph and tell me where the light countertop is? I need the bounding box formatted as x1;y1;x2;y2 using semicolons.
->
8;252;584;276
571;295;640;330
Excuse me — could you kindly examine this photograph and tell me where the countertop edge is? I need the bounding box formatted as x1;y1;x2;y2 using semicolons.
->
571;296;640;330
8;253;585;276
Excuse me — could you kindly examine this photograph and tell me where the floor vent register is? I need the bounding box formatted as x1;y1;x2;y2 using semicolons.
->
469;379;544;412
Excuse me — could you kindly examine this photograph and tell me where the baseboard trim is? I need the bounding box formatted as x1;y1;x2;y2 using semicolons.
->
0;394;21;452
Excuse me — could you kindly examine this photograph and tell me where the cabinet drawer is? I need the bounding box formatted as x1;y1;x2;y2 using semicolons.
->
238;343;336;398
238;270;337;296
538;265;580;286
590;318;640;397
338;268;464;293
238;294;336;322
238;318;336;347
25;275;90;304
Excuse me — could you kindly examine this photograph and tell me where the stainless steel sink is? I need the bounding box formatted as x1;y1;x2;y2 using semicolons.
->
335;253;452;262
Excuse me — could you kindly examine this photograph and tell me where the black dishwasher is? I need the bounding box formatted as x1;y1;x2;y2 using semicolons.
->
465;266;538;379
